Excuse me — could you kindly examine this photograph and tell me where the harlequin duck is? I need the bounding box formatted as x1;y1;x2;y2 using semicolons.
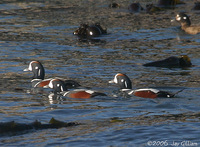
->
48;79;106;99
24;61;80;89
109;73;175;98
174;12;200;35
73;23;107;38
128;3;144;13
143;55;192;68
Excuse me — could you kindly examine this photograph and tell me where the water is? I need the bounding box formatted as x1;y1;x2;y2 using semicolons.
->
0;0;200;146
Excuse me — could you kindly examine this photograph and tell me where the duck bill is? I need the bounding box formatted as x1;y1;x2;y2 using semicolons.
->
108;79;115;83
171;18;175;22
23;68;30;71
43;85;50;88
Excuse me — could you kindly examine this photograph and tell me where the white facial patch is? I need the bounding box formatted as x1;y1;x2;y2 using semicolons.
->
60;86;64;92
30;61;39;71
183;17;187;20
49;81;53;88
124;81;128;88
89;31;93;36
109;74;124;84
176;17;181;21
112;74;119;84
28;65;32;71
38;69;41;76
27;62;33;71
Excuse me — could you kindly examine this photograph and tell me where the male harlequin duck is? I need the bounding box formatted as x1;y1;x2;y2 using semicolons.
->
109;73;175;98
143;55;192;68
24;61;80;88
48;79;106;99
128;3;144;13
73;23;107;38
174;12;200;35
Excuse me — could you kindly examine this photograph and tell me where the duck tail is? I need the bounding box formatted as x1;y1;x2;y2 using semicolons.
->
171;88;186;97
157;88;185;98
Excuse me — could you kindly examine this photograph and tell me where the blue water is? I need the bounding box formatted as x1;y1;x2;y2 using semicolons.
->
0;0;200;147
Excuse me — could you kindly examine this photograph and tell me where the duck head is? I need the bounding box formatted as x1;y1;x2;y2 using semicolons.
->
109;73;132;89
175;13;191;27
24;61;45;80
49;79;67;93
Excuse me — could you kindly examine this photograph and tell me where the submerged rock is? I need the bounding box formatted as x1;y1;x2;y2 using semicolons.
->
0;118;79;135
143;55;192;68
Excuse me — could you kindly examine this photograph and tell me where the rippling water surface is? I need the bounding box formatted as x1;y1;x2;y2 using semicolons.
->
0;0;200;146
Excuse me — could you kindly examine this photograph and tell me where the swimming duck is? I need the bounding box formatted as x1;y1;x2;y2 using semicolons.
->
109;73;175;98
175;12;200;35
24;61;80;89
48;79;106;99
